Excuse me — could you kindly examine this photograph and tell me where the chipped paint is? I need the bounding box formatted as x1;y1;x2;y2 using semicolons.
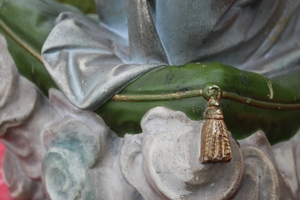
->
267;81;274;99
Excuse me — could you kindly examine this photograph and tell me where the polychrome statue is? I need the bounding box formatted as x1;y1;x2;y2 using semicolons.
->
0;0;300;199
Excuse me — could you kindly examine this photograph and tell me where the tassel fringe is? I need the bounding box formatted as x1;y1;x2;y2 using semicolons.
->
200;116;232;163
200;85;232;163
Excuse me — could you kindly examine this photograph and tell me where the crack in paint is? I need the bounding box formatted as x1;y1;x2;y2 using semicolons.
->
267;81;274;100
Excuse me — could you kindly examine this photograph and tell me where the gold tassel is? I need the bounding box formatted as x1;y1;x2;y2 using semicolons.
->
200;85;232;163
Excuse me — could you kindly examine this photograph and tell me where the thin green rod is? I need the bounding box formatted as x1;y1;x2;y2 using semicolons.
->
0;20;43;64
111;90;300;111
222;92;300;110
111;90;203;102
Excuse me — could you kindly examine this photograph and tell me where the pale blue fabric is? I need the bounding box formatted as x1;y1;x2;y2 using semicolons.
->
42;0;300;110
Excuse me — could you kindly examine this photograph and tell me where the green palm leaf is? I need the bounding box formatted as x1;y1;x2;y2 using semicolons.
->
0;0;83;95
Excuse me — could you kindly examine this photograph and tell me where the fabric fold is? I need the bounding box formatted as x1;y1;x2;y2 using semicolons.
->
42;14;166;110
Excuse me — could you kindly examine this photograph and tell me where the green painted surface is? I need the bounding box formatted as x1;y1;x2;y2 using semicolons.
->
56;0;97;14
96;63;300;144
0;0;82;95
0;29;57;95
